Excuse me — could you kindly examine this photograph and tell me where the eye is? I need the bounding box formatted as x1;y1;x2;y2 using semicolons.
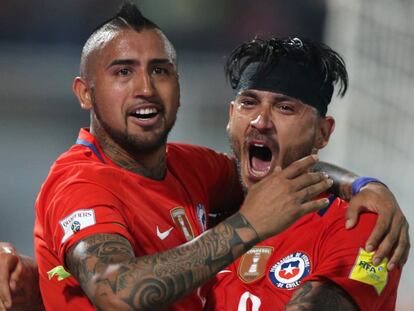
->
152;66;169;75
239;99;257;108
116;68;132;77
276;103;295;113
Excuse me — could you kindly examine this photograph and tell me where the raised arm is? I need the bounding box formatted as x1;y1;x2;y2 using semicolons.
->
314;161;410;270
66;155;332;310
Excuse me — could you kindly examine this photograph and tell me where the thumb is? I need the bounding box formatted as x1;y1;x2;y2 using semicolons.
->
345;199;365;229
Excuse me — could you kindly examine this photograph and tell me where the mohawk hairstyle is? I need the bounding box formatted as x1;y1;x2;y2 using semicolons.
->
225;37;348;98
91;0;160;34
80;1;176;78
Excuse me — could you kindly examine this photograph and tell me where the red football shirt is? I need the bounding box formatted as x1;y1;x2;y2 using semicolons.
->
206;196;401;311
34;128;240;311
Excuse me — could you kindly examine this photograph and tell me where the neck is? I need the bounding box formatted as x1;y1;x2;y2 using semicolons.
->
90;126;167;180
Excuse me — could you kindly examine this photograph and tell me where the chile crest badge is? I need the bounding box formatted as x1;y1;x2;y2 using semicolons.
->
269;252;311;290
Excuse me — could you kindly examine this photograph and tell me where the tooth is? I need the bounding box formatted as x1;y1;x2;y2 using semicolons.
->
254;143;264;147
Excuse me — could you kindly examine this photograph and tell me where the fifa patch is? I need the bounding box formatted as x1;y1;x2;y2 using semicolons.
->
349;248;388;294
59;209;96;243
269;252;311;290
196;203;207;232
171;207;194;241
238;246;273;283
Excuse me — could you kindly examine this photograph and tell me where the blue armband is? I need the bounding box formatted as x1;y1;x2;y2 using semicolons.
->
351;177;387;196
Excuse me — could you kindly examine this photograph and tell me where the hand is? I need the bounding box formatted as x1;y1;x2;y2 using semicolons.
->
0;243;23;310
240;155;333;240
345;183;410;271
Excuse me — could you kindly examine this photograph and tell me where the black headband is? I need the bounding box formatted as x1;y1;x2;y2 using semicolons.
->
236;60;333;116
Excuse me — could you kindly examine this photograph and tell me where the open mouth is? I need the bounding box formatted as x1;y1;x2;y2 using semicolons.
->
130;107;159;120
127;105;162;128
248;142;274;178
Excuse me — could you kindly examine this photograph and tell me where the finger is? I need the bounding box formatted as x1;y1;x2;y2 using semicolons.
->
371;216;401;266
291;171;328;192
0;298;7;311
0;256;14;309
345;199;366;229
300;198;330;215
295;178;333;203
387;221;410;271
9;260;23;291
282;154;318;179
364;213;392;253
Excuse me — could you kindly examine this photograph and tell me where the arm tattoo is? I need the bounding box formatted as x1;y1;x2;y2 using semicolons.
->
285;281;360;311
66;212;259;310
313;161;358;201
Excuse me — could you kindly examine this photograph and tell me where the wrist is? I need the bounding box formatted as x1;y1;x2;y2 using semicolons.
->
351;177;387;196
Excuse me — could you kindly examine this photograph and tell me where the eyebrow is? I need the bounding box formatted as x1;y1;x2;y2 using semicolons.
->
238;90;297;102
237;90;260;99
107;58;173;69
149;58;173;66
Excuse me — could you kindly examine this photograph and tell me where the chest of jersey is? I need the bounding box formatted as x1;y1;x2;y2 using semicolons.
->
211;213;326;311
111;169;209;256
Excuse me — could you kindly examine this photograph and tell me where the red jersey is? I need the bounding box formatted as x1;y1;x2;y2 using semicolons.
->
34;128;239;311
206;196;401;311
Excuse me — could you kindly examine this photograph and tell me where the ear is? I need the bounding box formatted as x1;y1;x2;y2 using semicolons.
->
73;77;93;110
226;101;235;132
314;116;335;149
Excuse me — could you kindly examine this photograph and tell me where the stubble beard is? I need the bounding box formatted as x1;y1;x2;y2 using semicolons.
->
227;129;315;193
91;97;176;155
228;132;248;194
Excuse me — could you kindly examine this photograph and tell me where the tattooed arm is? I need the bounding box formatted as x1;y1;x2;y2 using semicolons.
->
314;161;410;270
66;213;260;311
285;281;359;311
66;156;332;310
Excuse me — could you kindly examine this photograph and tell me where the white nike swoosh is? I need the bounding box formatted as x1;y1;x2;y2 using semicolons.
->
217;269;232;274
156;226;174;240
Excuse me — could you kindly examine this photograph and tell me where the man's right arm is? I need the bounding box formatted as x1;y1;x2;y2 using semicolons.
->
66;213;259;310
0;155;331;310
66;155;332;311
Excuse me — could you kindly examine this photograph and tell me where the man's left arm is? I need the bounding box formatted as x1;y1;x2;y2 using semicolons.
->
314;161;410;271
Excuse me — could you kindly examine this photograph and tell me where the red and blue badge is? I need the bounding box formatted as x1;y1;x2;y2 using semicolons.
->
269;252;311;290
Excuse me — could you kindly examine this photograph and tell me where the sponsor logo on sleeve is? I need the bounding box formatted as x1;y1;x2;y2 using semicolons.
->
349;248;388;295
238;246;273;283
59;209;96;243
269;252;311;290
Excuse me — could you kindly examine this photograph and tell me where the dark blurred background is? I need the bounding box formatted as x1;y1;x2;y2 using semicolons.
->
0;0;412;308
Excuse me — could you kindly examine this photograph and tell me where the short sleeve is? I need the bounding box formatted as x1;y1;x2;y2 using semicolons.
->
306;205;401;310
45;182;135;265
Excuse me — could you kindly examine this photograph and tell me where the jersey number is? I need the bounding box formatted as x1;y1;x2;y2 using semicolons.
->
238;291;261;311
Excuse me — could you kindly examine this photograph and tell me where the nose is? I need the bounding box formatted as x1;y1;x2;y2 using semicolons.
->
134;70;155;98
250;110;275;133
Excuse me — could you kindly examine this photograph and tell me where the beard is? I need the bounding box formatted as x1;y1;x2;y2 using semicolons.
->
91;95;176;155
227;127;315;192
